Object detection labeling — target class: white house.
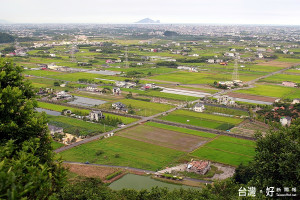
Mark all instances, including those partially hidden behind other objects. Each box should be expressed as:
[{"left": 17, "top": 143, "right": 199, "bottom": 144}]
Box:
[
  {"left": 86, "top": 86, "right": 99, "bottom": 92},
  {"left": 48, "top": 125, "right": 63, "bottom": 136},
  {"left": 193, "top": 103, "right": 205, "bottom": 112},
  {"left": 89, "top": 110, "right": 105, "bottom": 121},
  {"left": 115, "top": 81, "right": 126, "bottom": 88},
  {"left": 56, "top": 91, "right": 72, "bottom": 99},
  {"left": 207, "top": 59, "right": 215, "bottom": 64},
  {"left": 280, "top": 116, "right": 291, "bottom": 127},
  {"left": 224, "top": 52, "right": 235, "bottom": 57},
  {"left": 217, "top": 95, "right": 233, "bottom": 105},
  {"left": 112, "top": 102, "right": 127, "bottom": 112},
  {"left": 292, "top": 98, "right": 300, "bottom": 104},
  {"left": 258, "top": 53, "right": 264, "bottom": 58},
  {"left": 49, "top": 53, "right": 56, "bottom": 57},
  {"left": 112, "top": 87, "right": 121, "bottom": 95},
  {"left": 125, "top": 82, "right": 136, "bottom": 88}
]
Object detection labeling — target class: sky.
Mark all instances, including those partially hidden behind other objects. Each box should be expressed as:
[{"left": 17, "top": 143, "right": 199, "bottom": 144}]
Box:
[{"left": 0, "top": 0, "right": 300, "bottom": 25}]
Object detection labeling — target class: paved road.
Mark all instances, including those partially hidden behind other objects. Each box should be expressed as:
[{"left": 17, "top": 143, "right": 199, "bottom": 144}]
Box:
[{"left": 63, "top": 161, "right": 213, "bottom": 184}]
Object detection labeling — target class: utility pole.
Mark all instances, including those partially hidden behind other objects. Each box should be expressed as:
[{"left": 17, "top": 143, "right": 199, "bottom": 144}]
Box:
[
  {"left": 232, "top": 58, "right": 239, "bottom": 81},
  {"left": 125, "top": 46, "right": 129, "bottom": 68}
]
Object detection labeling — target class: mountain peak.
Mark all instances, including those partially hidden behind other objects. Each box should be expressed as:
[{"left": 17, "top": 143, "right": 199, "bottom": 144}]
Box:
[{"left": 135, "top": 18, "right": 160, "bottom": 24}]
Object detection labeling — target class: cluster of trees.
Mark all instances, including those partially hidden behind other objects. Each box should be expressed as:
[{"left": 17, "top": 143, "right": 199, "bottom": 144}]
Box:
[
  {"left": 126, "top": 70, "right": 144, "bottom": 78},
  {"left": 97, "top": 115, "right": 123, "bottom": 127},
  {"left": 0, "top": 57, "right": 299, "bottom": 199},
  {"left": 1, "top": 46, "right": 16, "bottom": 53},
  {"left": 177, "top": 56, "right": 215, "bottom": 63},
  {"left": 156, "top": 61, "right": 178, "bottom": 68},
  {"left": 233, "top": 119, "right": 300, "bottom": 195},
  {"left": 163, "top": 31, "right": 179, "bottom": 37},
  {"left": 0, "top": 32, "right": 15, "bottom": 43},
  {"left": 257, "top": 102, "right": 300, "bottom": 122},
  {"left": 78, "top": 78, "right": 95, "bottom": 84},
  {"left": 0, "top": 58, "right": 66, "bottom": 199}
]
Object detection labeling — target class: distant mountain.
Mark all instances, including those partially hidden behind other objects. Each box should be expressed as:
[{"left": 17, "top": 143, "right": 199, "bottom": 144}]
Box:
[{"left": 135, "top": 18, "right": 160, "bottom": 24}]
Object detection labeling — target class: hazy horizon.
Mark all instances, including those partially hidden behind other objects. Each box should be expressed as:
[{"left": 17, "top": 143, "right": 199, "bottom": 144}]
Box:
[{"left": 1, "top": 0, "right": 300, "bottom": 25}]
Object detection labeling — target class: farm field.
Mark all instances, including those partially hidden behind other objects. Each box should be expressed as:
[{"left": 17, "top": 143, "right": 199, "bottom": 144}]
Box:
[
  {"left": 285, "top": 69, "right": 300, "bottom": 74},
  {"left": 256, "top": 60, "right": 298, "bottom": 67},
  {"left": 120, "top": 87, "right": 199, "bottom": 101},
  {"left": 106, "top": 66, "right": 177, "bottom": 75},
  {"left": 51, "top": 141, "right": 64, "bottom": 150},
  {"left": 204, "top": 105, "right": 249, "bottom": 116},
  {"left": 38, "top": 101, "right": 90, "bottom": 114},
  {"left": 38, "top": 101, "right": 137, "bottom": 124},
  {"left": 50, "top": 72, "right": 127, "bottom": 82},
  {"left": 148, "top": 71, "right": 266, "bottom": 84},
  {"left": 145, "top": 122, "right": 217, "bottom": 138},
  {"left": 233, "top": 84, "right": 300, "bottom": 98},
  {"left": 118, "top": 124, "right": 209, "bottom": 152},
  {"left": 191, "top": 135, "right": 255, "bottom": 166},
  {"left": 59, "top": 136, "right": 185, "bottom": 171},
  {"left": 47, "top": 115, "right": 114, "bottom": 136},
  {"left": 176, "top": 85, "right": 219, "bottom": 94},
  {"left": 260, "top": 73, "right": 300, "bottom": 84},
  {"left": 72, "top": 91, "right": 125, "bottom": 102},
  {"left": 160, "top": 114, "right": 232, "bottom": 130},
  {"left": 24, "top": 69, "right": 64, "bottom": 77},
  {"left": 244, "top": 65, "right": 285, "bottom": 72},
  {"left": 108, "top": 99, "right": 175, "bottom": 116},
  {"left": 159, "top": 110, "right": 243, "bottom": 130}
]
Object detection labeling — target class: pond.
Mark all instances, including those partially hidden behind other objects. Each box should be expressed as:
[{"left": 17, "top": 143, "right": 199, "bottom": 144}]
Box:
[
  {"left": 36, "top": 108, "right": 61, "bottom": 116},
  {"left": 109, "top": 174, "right": 200, "bottom": 191},
  {"left": 68, "top": 96, "right": 107, "bottom": 107}
]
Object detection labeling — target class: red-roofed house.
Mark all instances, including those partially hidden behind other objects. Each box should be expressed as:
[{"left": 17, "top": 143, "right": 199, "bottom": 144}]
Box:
[{"left": 187, "top": 160, "right": 211, "bottom": 175}]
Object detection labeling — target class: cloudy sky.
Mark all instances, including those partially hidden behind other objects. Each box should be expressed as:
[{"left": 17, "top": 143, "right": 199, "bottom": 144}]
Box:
[{"left": 0, "top": 0, "right": 299, "bottom": 25}]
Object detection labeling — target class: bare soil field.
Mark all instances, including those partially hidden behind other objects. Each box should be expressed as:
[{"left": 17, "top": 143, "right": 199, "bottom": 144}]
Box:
[
  {"left": 118, "top": 125, "right": 209, "bottom": 152},
  {"left": 63, "top": 163, "right": 120, "bottom": 179},
  {"left": 210, "top": 163, "right": 235, "bottom": 180},
  {"left": 230, "top": 120, "right": 268, "bottom": 137},
  {"left": 228, "top": 92, "right": 276, "bottom": 102},
  {"left": 257, "top": 60, "right": 299, "bottom": 68}
]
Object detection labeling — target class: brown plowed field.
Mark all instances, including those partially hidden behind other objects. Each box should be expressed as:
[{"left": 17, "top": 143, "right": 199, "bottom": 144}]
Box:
[
  {"left": 228, "top": 92, "right": 276, "bottom": 102},
  {"left": 63, "top": 163, "right": 120, "bottom": 179},
  {"left": 118, "top": 125, "right": 208, "bottom": 152},
  {"left": 257, "top": 60, "right": 299, "bottom": 68}
]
